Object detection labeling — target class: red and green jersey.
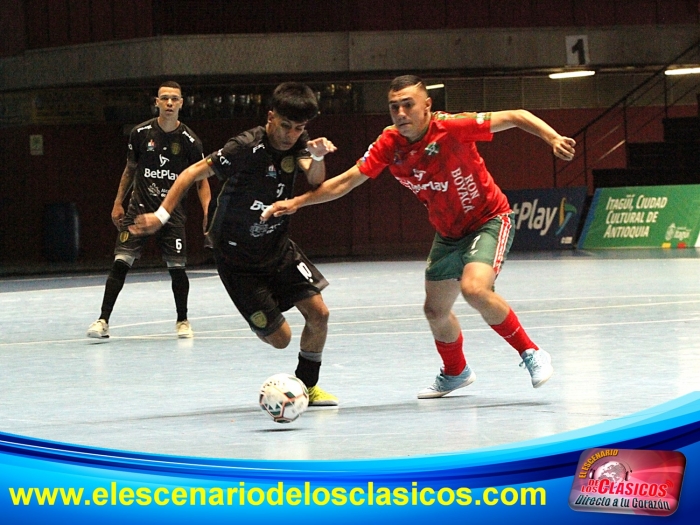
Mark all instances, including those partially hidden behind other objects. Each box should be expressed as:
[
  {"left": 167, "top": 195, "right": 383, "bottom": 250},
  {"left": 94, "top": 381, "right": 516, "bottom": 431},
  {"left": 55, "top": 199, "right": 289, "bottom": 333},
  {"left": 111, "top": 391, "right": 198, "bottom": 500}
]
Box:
[{"left": 357, "top": 111, "right": 511, "bottom": 239}]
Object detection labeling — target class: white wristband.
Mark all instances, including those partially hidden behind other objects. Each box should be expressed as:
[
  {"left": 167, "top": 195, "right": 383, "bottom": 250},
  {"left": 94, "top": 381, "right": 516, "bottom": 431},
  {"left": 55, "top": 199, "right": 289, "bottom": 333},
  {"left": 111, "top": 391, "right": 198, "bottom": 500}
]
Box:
[
  {"left": 154, "top": 206, "right": 170, "bottom": 225},
  {"left": 310, "top": 153, "right": 325, "bottom": 162}
]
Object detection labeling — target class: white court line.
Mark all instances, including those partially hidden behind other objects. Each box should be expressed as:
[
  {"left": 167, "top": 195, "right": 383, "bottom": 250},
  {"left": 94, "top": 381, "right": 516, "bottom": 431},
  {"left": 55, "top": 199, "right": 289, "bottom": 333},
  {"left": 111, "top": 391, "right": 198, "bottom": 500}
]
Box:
[
  {"left": 0, "top": 275, "right": 222, "bottom": 294},
  {"left": 3, "top": 311, "right": 700, "bottom": 347},
  {"left": 30, "top": 296, "right": 699, "bottom": 334},
  {"left": 324, "top": 294, "right": 700, "bottom": 311}
]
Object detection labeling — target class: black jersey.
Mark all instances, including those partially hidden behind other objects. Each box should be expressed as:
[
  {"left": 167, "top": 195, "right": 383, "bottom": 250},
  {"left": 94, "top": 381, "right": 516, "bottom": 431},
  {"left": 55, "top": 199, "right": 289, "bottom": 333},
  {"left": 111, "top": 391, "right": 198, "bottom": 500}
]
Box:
[
  {"left": 126, "top": 118, "right": 204, "bottom": 226},
  {"left": 205, "top": 126, "right": 311, "bottom": 269}
]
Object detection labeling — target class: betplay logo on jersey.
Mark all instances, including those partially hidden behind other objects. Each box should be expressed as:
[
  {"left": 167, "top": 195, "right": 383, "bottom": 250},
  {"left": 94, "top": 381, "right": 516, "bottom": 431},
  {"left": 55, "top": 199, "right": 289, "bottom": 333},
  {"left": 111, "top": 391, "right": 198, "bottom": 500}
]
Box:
[{"left": 569, "top": 448, "right": 686, "bottom": 516}]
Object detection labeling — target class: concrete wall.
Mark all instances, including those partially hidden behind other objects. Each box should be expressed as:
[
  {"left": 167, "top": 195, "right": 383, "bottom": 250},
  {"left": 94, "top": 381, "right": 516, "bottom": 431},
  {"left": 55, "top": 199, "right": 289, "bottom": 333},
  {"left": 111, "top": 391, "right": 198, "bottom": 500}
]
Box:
[{"left": 2, "top": 25, "right": 699, "bottom": 91}]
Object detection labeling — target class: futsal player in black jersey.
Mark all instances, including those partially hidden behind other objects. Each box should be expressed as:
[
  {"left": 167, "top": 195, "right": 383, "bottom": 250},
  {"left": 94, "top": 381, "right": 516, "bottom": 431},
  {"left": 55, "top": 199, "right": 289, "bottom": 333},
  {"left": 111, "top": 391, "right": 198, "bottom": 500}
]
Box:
[
  {"left": 131, "top": 82, "right": 339, "bottom": 406},
  {"left": 87, "top": 81, "right": 211, "bottom": 340}
]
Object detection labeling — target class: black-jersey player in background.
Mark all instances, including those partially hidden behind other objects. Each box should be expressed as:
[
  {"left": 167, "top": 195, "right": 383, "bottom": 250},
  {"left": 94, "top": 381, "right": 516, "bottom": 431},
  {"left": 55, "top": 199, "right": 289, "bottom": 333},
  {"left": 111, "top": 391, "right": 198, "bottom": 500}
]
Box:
[
  {"left": 87, "top": 81, "right": 211, "bottom": 340},
  {"left": 131, "top": 82, "right": 339, "bottom": 406}
]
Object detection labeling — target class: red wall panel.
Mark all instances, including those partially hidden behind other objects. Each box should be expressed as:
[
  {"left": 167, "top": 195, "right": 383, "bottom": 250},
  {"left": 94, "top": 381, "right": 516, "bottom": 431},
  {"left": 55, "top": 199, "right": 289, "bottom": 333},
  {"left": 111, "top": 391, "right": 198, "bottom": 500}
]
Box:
[
  {"left": 113, "top": 0, "right": 138, "bottom": 41},
  {"left": 531, "top": 0, "right": 575, "bottom": 27},
  {"left": 353, "top": 0, "right": 402, "bottom": 31},
  {"left": 25, "top": 0, "right": 50, "bottom": 49},
  {"left": 573, "top": 0, "right": 616, "bottom": 27},
  {"left": 445, "top": 0, "right": 490, "bottom": 29},
  {"left": 133, "top": 0, "right": 154, "bottom": 38},
  {"left": 657, "top": 0, "right": 699, "bottom": 24},
  {"left": 170, "top": 0, "right": 224, "bottom": 35},
  {"left": 13, "top": 0, "right": 698, "bottom": 52},
  {"left": 489, "top": 0, "right": 532, "bottom": 28},
  {"left": 0, "top": 0, "right": 26, "bottom": 56},
  {"left": 90, "top": 0, "right": 114, "bottom": 41},
  {"left": 615, "top": 0, "right": 658, "bottom": 25},
  {"left": 266, "top": 0, "right": 352, "bottom": 33},
  {"left": 69, "top": 0, "right": 92, "bottom": 45},
  {"left": 47, "top": 0, "right": 70, "bottom": 47},
  {"left": 399, "top": 0, "right": 447, "bottom": 31}
]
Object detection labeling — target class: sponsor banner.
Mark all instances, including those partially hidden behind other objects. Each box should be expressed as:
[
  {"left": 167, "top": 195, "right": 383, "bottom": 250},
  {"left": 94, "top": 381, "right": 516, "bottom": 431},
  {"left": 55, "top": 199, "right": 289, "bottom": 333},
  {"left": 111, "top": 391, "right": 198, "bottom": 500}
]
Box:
[
  {"left": 579, "top": 184, "right": 700, "bottom": 249},
  {"left": 503, "top": 187, "right": 587, "bottom": 250}
]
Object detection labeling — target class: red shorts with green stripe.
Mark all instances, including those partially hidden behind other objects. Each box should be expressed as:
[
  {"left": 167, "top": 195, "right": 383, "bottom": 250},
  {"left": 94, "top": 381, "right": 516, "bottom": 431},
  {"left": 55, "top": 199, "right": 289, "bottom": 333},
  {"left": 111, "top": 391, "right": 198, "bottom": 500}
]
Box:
[{"left": 425, "top": 213, "right": 515, "bottom": 281}]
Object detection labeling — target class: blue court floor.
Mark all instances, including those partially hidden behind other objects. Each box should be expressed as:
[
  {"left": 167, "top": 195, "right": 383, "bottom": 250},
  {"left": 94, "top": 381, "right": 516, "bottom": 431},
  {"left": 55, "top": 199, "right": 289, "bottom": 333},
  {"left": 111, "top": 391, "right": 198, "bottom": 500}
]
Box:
[{"left": 1, "top": 250, "right": 699, "bottom": 460}]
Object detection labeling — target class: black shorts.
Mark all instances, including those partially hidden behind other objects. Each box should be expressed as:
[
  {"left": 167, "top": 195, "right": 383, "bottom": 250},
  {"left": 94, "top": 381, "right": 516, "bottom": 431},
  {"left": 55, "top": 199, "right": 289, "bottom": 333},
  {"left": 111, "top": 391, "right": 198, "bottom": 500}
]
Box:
[
  {"left": 216, "top": 241, "right": 328, "bottom": 337},
  {"left": 114, "top": 222, "right": 187, "bottom": 266}
]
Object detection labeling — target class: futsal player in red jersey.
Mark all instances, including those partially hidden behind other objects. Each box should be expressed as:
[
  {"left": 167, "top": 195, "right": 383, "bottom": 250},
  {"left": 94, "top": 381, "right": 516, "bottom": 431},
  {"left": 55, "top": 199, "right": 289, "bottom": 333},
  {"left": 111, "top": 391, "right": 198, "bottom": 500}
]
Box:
[{"left": 263, "top": 75, "right": 576, "bottom": 398}]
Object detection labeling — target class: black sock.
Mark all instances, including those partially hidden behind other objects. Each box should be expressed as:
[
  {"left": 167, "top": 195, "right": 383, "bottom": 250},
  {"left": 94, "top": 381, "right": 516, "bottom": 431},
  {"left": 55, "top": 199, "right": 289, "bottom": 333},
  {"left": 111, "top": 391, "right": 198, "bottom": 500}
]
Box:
[
  {"left": 169, "top": 268, "right": 189, "bottom": 323},
  {"left": 100, "top": 260, "right": 130, "bottom": 322},
  {"left": 295, "top": 352, "right": 321, "bottom": 389}
]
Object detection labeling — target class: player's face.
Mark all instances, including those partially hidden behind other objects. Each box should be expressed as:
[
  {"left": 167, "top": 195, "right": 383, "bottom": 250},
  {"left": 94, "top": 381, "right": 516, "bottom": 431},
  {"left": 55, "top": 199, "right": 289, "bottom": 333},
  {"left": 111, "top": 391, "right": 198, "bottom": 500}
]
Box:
[
  {"left": 155, "top": 87, "right": 183, "bottom": 119},
  {"left": 388, "top": 85, "right": 432, "bottom": 142},
  {"left": 266, "top": 111, "right": 307, "bottom": 151}
]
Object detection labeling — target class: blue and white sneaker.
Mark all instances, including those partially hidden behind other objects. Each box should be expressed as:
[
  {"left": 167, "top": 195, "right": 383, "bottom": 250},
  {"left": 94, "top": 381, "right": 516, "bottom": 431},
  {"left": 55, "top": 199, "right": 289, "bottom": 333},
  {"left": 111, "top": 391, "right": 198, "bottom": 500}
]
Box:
[
  {"left": 520, "top": 349, "right": 553, "bottom": 388},
  {"left": 417, "top": 365, "right": 476, "bottom": 399}
]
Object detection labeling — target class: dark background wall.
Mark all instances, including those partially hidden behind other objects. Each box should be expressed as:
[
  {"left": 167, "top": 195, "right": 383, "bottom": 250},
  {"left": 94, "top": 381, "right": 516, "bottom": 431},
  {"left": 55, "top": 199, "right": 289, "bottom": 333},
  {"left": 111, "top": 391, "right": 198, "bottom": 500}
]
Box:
[
  {"left": 1, "top": 0, "right": 697, "bottom": 56},
  {"left": 3, "top": 105, "right": 695, "bottom": 267},
  {"left": 0, "top": 0, "right": 698, "bottom": 268}
]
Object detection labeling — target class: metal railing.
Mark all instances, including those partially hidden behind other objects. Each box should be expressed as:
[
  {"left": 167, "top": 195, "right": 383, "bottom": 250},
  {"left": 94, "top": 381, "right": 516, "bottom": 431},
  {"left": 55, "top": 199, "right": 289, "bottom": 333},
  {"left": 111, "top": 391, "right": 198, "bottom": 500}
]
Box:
[{"left": 553, "top": 38, "right": 700, "bottom": 189}]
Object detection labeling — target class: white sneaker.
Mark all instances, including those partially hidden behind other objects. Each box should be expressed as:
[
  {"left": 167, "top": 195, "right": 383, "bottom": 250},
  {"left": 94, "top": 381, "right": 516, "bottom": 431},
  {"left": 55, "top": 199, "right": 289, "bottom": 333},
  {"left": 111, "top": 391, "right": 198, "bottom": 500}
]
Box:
[
  {"left": 520, "top": 349, "right": 553, "bottom": 388},
  {"left": 176, "top": 320, "right": 193, "bottom": 338},
  {"left": 87, "top": 319, "right": 109, "bottom": 339},
  {"left": 417, "top": 365, "right": 476, "bottom": 399}
]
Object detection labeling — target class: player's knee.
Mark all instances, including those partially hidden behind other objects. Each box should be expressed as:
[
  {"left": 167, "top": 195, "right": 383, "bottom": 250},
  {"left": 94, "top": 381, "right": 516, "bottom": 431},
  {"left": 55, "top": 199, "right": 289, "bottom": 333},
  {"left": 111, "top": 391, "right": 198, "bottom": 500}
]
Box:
[
  {"left": 265, "top": 334, "right": 291, "bottom": 349},
  {"left": 307, "top": 303, "right": 329, "bottom": 329},
  {"left": 263, "top": 324, "right": 292, "bottom": 349},
  {"left": 460, "top": 279, "right": 491, "bottom": 305},
  {"left": 423, "top": 302, "right": 448, "bottom": 323}
]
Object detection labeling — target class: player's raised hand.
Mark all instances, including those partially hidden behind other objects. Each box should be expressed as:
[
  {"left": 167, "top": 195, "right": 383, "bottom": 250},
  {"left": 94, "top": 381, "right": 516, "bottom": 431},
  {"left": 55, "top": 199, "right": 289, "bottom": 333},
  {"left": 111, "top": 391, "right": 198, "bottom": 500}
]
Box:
[
  {"left": 129, "top": 213, "right": 163, "bottom": 236},
  {"left": 553, "top": 136, "right": 576, "bottom": 161},
  {"left": 260, "top": 199, "right": 299, "bottom": 222},
  {"left": 307, "top": 137, "right": 337, "bottom": 158}
]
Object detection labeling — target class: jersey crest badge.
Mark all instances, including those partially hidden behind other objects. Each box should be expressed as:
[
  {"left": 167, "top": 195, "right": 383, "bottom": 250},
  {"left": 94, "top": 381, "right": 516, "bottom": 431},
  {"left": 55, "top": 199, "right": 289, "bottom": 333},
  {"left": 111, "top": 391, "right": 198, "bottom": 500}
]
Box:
[
  {"left": 119, "top": 231, "right": 129, "bottom": 243},
  {"left": 425, "top": 142, "right": 440, "bottom": 156},
  {"left": 147, "top": 140, "right": 155, "bottom": 151},
  {"left": 266, "top": 164, "right": 278, "bottom": 179},
  {"left": 170, "top": 142, "right": 181, "bottom": 155},
  {"left": 281, "top": 156, "right": 295, "bottom": 174}
]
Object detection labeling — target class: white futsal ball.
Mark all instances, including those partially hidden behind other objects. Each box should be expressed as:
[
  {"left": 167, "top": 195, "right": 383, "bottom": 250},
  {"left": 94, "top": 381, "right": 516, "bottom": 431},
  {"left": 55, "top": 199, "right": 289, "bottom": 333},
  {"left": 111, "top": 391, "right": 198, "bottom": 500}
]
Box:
[{"left": 259, "top": 373, "right": 309, "bottom": 423}]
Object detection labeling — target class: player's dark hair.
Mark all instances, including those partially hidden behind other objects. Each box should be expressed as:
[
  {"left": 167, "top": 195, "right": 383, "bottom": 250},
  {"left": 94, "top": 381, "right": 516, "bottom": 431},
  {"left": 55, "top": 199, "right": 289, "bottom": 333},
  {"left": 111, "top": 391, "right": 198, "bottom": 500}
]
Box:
[
  {"left": 159, "top": 81, "right": 182, "bottom": 92},
  {"left": 270, "top": 82, "right": 319, "bottom": 123},
  {"left": 389, "top": 75, "right": 427, "bottom": 95}
]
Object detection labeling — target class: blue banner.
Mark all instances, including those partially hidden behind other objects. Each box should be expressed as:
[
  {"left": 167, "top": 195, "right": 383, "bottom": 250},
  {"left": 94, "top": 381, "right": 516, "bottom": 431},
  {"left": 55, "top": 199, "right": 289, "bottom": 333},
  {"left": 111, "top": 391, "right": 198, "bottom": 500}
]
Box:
[
  {"left": 2, "top": 393, "right": 699, "bottom": 524},
  {"left": 504, "top": 187, "right": 588, "bottom": 250}
]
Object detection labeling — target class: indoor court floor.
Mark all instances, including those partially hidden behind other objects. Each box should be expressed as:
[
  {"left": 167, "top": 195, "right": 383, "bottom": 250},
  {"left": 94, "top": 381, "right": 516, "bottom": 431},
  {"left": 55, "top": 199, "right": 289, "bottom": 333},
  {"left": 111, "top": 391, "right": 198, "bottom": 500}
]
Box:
[{"left": 1, "top": 250, "right": 699, "bottom": 461}]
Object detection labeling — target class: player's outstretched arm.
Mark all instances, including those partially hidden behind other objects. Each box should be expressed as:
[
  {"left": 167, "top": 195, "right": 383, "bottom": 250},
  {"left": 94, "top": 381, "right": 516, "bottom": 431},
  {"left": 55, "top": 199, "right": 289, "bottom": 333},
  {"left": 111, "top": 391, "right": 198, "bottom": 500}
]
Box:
[
  {"left": 130, "top": 158, "right": 213, "bottom": 235},
  {"left": 261, "top": 165, "right": 368, "bottom": 221},
  {"left": 489, "top": 109, "right": 576, "bottom": 161},
  {"left": 300, "top": 137, "right": 338, "bottom": 187}
]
